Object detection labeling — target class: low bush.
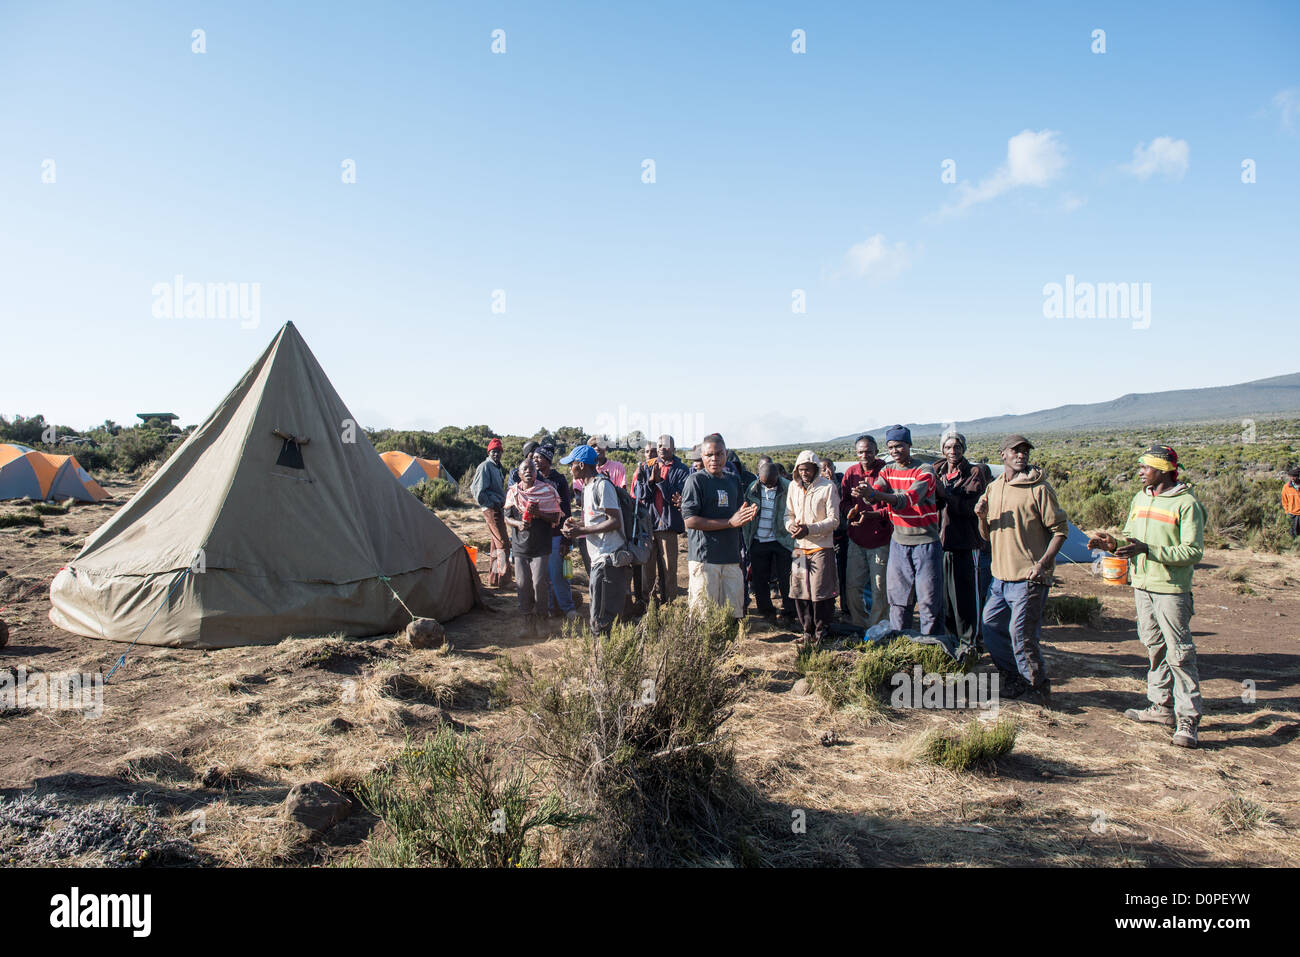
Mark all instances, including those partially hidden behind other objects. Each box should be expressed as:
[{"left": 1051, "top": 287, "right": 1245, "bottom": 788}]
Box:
[
  {"left": 797, "top": 636, "right": 973, "bottom": 712},
  {"left": 1044, "top": 595, "right": 1102, "bottom": 627},
  {"left": 356, "top": 726, "right": 583, "bottom": 868},
  {"left": 502, "top": 599, "right": 757, "bottom": 866},
  {"left": 410, "top": 478, "right": 463, "bottom": 510},
  {"left": 0, "top": 513, "right": 43, "bottom": 530},
  {"left": 915, "top": 718, "right": 1017, "bottom": 771}
]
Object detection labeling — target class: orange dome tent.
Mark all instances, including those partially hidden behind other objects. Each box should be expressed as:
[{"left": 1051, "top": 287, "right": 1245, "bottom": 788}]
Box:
[
  {"left": 379, "top": 451, "right": 454, "bottom": 488},
  {"left": 0, "top": 444, "right": 109, "bottom": 502}
]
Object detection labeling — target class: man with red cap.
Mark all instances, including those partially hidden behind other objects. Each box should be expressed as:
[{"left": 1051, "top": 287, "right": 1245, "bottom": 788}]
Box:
[
  {"left": 470, "top": 437, "right": 511, "bottom": 586},
  {"left": 1089, "top": 444, "right": 1207, "bottom": 748}
]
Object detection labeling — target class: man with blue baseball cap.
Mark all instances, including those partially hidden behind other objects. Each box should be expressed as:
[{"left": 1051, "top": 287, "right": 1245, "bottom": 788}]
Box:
[{"left": 561, "top": 443, "right": 629, "bottom": 633}]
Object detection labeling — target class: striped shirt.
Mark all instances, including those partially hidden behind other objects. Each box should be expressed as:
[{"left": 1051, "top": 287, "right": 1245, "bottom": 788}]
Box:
[{"left": 872, "top": 461, "right": 940, "bottom": 544}]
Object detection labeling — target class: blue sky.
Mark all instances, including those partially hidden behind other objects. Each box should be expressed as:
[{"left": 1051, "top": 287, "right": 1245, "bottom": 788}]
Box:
[{"left": 2, "top": 0, "right": 1297, "bottom": 447}]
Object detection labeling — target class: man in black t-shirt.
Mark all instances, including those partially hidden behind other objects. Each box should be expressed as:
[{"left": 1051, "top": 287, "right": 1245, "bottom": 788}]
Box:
[{"left": 681, "top": 433, "right": 757, "bottom": 619}]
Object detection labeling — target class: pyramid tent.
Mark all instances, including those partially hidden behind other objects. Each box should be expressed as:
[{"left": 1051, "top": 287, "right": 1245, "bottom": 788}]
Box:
[
  {"left": 0, "top": 444, "right": 110, "bottom": 502},
  {"left": 379, "top": 450, "right": 454, "bottom": 488},
  {"left": 48, "top": 322, "right": 479, "bottom": 649}
]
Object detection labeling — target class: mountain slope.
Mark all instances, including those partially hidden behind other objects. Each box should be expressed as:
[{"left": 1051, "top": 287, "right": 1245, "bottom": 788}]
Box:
[{"left": 814, "top": 372, "right": 1300, "bottom": 447}]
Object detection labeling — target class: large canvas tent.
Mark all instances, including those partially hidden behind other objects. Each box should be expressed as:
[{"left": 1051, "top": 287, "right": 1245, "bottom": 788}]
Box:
[
  {"left": 0, "top": 444, "right": 109, "bottom": 502},
  {"left": 49, "top": 322, "right": 479, "bottom": 649}
]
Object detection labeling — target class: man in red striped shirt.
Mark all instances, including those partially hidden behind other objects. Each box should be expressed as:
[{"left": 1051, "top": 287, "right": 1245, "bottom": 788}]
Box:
[{"left": 861, "top": 425, "right": 944, "bottom": 635}]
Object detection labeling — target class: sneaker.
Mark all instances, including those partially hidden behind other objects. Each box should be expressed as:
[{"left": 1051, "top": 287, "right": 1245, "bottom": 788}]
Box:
[
  {"left": 1124, "top": 705, "right": 1176, "bottom": 727},
  {"left": 1171, "top": 716, "right": 1199, "bottom": 748}
]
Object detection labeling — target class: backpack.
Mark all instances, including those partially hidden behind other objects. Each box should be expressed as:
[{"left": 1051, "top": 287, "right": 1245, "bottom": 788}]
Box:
[{"left": 590, "top": 473, "right": 653, "bottom": 566}]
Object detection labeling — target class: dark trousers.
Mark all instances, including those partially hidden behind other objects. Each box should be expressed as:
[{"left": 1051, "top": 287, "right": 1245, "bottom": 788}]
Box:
[
  {"left": 943, "top": 549, "right": 980, "bottom": 646},
  {"left": 834, "top": 534, "right": 848, "bottom": 613},
  {"left": 796, "top": 599, "right": 835, "bottom": 641},
  {"left": 513, "top": 553, "right": 550, "bottom": 615},
  {"left": 749, "top": 540, "right": 794, "bottom": 615},
  {"left": 590, "top": 558, "right": 630, "bottom": 634}
]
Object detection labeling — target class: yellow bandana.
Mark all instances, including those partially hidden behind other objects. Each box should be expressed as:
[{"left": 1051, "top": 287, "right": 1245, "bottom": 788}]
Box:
[{"left": 1140, "top": 453, "right": 1176, "bottom": 472}]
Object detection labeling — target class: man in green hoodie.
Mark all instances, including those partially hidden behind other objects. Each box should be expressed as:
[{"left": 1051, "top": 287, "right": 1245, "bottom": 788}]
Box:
[{"left": 1089, "top": 445, "right": 1207, "bottom": 748}]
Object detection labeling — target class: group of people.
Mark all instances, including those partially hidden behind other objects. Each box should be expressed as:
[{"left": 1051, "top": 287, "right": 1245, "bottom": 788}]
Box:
[{"left": 472, "top": 428, "right": 1210, "bottom": 749}]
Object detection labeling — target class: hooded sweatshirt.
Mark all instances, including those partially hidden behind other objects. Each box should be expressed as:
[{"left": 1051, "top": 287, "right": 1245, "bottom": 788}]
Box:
[
  {"left": 1114, "top": 483, "right": 1206, "bottom": 594},
  {"left": 785, "top": 474, "right": 840, "bottom": 552},
  {"left": 977, "top": 466, "right": 1069, "bottom": 581}
]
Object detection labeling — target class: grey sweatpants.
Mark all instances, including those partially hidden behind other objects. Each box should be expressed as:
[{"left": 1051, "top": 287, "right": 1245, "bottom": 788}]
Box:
[{"left": 1135, "top": 589, "right": 1201, "bottom": 719}]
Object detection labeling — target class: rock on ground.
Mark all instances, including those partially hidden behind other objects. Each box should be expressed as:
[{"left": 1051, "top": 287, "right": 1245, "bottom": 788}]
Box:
[
  {"left": 281, "top": 781, "right": 352, "bottom": 838},
  {"left": 405, "top": 617, "right": 446, "bottom": 649}
]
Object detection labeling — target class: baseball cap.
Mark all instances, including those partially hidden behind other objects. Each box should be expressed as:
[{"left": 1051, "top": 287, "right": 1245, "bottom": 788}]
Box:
[
  {"left": 560, "top": 444, "right": 598, "bottom": 466},
  {"left": 999, "top": 434, "right": 1034, "bottom": 452}
]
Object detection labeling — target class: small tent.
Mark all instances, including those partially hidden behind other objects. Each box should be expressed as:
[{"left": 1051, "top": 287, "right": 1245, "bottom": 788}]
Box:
[
  {"left": 380, "top": 451, "right": 454, "bottom": 488},
  {"left": 48, "top": 322, "right": 479, "bottom": 649},
  {"left": 0, "top": 444, "right": 109, "bottom": 502}
]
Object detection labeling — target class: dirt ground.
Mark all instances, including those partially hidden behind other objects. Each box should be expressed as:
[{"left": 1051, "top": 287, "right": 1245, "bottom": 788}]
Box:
[{"left": 2, "top": 477, "right": 1298, "bottom": 867}]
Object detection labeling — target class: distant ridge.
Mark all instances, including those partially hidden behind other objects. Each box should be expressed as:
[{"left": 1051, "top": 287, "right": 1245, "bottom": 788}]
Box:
[{"left": 775, "top": 372, "right": 1300, "bottom": 450}]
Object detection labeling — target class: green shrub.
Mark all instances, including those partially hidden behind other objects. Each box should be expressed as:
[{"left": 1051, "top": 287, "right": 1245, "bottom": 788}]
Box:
[
  {"left": 1044, "top": 595, "right": 1102, "bottom": 626},
  {"left": 31, "top": 503, "right": 68, "bottom": 516},
  {"left": 356, "top": 726, "right": 583, "bottom": 868},
  {"left": 110, "top": 428, "right": 177, "bottom": 473},
  {"left": 0, "top": 513, "right": 43, "bottom": 529},
  {"left": 916, "top": 718, "right": 1017, "bottom": 771},
  {"left": 410, "top": 478, "right": 462, "bottom": 510},
  {"left": 502, "top": 599, "right": 752, "bottom": 866},
  {"left": 1070, "top": 491, "right": 1130, "bottom": 531},
  {"left": 797, "top": 636, "right": 973, "bottom": 712}
]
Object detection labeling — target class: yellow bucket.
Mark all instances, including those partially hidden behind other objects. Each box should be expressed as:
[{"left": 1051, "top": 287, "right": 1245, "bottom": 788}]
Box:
[{"left": 1100, "top": 555, "right": 1128, "bottom": 586}]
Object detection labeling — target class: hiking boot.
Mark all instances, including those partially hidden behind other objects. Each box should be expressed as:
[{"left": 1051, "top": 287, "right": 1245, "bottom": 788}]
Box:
[
  {"left": 997, "top": 671, "right": 1030, "bottom": 699},
  {"left": 1024, "top": 679, "right": 1053, "bottom": 709},
  {"left": 1171, "top": 716, "right": 1199, "bottom": 748},
  {"left": 1124, "top": 704, "right": 1176, "bottom": 727}
]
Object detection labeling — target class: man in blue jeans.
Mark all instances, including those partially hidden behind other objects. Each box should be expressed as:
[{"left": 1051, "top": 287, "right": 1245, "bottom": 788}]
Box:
[
  {"left": 975, "top": 434, "right": 1068, "bottom": 706},
  {"left": 533, "top": 443, "right": 578, "bottom": 621}
]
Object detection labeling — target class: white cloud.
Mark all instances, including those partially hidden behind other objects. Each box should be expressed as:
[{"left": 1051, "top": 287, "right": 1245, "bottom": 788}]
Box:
[
  {"left": 835, "top": 233, "right": 912, "bottom": 280},
  {"left": 938, "top": 129, "right": 1067, "bottom": 217},
  {"left": 1123, "top": 137, "right": 1189, "bottom": 180},
  {"left": 1061, "top": 194, "right": 1087, "bottom": 213},
  {"left": 1272, "top": 88, "right": 1299, "bottom": 132}
]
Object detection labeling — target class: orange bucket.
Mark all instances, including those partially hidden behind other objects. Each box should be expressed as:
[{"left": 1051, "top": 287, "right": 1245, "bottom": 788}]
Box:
[
  {"left": 465, "top": 545, "right": 478, "bottom": 567},
  {"left": 1100, "top": 555, "right": 1128, "bottom": 586}
]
